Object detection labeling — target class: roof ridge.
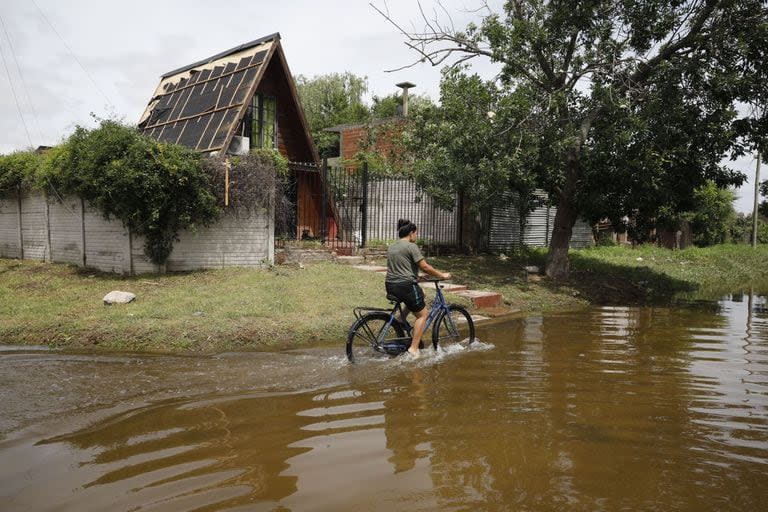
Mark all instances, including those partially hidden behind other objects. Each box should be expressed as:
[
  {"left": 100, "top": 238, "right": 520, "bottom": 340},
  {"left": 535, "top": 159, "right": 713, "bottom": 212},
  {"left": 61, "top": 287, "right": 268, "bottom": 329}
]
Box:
[{"left": 161, "top": 33, "right": 280, "bottom": 78}]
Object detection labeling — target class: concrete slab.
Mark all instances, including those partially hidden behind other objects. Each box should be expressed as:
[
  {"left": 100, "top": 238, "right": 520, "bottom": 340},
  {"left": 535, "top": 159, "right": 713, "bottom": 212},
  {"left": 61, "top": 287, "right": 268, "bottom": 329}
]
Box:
[
  {"left": 450, "top": 290, "right": 503, "bottom": 308},
  {"left": 336, "top": 255, "right": 364, "bottom": 265}
]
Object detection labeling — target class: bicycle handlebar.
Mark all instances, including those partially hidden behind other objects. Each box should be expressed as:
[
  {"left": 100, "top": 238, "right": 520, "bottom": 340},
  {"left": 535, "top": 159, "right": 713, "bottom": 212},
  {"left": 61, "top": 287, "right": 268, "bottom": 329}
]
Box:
[{"left": 417, "top": 276, "right": 449, "bottom": 283}]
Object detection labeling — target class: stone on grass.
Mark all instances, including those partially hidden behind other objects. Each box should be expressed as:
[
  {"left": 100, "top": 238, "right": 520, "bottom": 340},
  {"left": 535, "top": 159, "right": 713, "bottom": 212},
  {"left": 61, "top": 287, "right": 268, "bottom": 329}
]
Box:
[{"left": 103, "top": 291, "right": 136, "bottom": 305}]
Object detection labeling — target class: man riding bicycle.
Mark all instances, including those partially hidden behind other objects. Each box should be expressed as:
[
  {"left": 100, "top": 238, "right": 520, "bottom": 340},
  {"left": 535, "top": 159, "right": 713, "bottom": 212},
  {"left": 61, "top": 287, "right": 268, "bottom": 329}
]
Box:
[{"left": 385, "top": 220, "right": 451, "bottom": 358}]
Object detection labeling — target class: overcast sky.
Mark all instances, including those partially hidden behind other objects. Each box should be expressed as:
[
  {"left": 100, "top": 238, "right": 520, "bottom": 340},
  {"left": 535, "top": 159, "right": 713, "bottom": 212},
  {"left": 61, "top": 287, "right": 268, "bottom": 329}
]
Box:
[{"left": 0, "top": 0, "right": 761, "bottom": 212}]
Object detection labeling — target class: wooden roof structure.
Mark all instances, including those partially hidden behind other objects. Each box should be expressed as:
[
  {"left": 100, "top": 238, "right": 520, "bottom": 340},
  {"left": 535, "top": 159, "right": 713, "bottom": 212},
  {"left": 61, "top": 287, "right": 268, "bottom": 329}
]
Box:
[{"left": 138, "top": 33, "right": 317, "bottom": 161}]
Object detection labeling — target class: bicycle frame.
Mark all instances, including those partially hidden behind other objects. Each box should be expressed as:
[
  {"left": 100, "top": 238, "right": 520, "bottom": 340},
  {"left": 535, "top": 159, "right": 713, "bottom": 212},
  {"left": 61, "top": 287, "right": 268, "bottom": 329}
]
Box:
[{"left": 353, "top": 280, "right": 457, "bottom": 349}]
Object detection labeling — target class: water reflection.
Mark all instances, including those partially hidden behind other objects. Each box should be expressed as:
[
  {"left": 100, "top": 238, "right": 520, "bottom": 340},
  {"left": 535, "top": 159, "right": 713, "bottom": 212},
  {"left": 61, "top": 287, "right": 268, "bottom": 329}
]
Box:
[{"left": 0, "top": 295, "right": 766, "bottom": 511}]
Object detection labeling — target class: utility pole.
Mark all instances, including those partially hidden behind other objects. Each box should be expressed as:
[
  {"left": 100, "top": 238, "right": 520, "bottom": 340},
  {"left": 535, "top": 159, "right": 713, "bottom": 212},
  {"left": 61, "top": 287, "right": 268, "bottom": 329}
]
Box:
[{"left": 753, "top": 150, "right": 761, "bottom": 248}]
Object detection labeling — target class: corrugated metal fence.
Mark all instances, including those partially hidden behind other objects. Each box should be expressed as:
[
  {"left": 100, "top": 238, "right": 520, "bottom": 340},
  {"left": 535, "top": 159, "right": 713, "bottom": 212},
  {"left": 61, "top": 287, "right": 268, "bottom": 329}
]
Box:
[
  {"left": 489, "top": 191, "right": 594, "bottom": 250},
  {"left": 278, "top": 164, "right": 593, "bottom": 252}
]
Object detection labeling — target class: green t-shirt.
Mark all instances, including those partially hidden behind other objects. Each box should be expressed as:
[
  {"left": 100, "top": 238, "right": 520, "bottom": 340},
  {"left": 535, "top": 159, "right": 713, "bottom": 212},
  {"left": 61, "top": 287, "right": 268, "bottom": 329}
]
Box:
[{"left": 386, "top": 239, "right": 424, "bottom": 284}]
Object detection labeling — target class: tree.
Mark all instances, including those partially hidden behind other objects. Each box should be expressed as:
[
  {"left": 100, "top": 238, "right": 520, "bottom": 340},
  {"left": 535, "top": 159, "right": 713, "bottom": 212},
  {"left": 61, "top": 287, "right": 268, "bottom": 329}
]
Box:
[
  {"left": 377, "top": 0, "right": 767, "bottom": 278},
  {"left": 294, "top": 72, "right": 371, "bottom": 158},
  {"left": 687, "top": 181, "right": 736, "bottom": 246},
  {"left": 403, "top": 67, "right": 540, "bottom": 249},
  {"left": 371, "top": 91, "right": 434, "bottom": 118},
  {"left": 760, "top": 179, "right": 768, "bottom": 218}
]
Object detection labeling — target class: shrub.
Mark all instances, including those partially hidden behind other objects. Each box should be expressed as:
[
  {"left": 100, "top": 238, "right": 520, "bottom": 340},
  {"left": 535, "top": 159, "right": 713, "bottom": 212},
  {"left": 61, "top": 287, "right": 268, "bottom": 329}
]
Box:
[
  {"left": 42, "top": 121, "right": 221, "bottom": 265},
  {"left": 203, "top": 148, "right": 293, "bottom": 233},
  {"left": 0, "top": 150, "right": 43, "bottom": 194}
]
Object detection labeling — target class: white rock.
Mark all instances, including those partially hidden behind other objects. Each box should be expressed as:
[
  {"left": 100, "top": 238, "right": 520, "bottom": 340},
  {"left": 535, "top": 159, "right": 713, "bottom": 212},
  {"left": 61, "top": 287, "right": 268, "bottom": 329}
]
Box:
[
  {"left": 524, "top": 266, "right": 540, "bottom": 274},
  {"left": 103, "top": 291, "right": 136, "bottom": 305}
]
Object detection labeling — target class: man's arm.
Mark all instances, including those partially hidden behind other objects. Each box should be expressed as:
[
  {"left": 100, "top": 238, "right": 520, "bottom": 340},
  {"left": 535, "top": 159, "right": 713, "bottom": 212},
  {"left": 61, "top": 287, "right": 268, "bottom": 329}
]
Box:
[{"left": 418, "top": 259, "right": 451, "bottom": 280}]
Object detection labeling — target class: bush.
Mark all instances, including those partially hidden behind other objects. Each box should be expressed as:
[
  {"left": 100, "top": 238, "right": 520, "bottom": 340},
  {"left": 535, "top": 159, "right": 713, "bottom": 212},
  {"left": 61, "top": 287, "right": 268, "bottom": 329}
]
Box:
[
  {"left": 203, "top": 148, "right": 292, "bottom": 234},
  {"left": 0, "top": 150, "right": 43, "bottom": 194},
  {"left": 42, "top": 121, "right": 221, "bottom": 265}
]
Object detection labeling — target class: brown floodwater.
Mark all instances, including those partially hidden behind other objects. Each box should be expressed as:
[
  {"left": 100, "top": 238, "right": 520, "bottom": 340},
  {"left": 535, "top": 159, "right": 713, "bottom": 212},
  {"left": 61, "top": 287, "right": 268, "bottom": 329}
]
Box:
[{"left": 1, "top": 294, "right": 767, "bottom": 511}]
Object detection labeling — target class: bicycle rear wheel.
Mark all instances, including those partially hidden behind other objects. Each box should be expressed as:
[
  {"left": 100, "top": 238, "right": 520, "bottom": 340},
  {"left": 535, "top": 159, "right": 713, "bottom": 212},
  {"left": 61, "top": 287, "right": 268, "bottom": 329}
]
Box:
[
  {"left": 347, "top": 312, "right": 405, "bottom": 363},
  {"left": 432, "top": 305, "right": 475, "bottom": 350}
]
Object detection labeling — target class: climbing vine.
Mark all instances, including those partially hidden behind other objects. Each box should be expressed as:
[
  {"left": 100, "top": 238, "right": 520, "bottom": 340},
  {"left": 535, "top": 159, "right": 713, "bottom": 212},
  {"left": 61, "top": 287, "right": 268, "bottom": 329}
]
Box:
[{"left": 1, "top": 121, "right": 221, "bottom": 265}]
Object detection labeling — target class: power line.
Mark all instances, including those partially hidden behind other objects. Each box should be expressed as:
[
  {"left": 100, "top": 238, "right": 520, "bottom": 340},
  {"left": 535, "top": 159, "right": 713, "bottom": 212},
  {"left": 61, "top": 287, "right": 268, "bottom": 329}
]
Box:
[
  {"left": 0, "top": 14, "right": 44, "bottom": 143},
  {"left": 30, "top": 0, "right": 115, "bottom": 111},
  {"left": 0, "top": 19, "right": 33, "bottom": 147}
]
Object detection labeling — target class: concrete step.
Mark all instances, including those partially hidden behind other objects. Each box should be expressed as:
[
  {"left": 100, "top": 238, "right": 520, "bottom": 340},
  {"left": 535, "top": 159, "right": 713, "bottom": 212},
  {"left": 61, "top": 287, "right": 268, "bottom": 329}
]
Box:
[{"left": 449, "top": 289, "right": 503, "bottom": 308}]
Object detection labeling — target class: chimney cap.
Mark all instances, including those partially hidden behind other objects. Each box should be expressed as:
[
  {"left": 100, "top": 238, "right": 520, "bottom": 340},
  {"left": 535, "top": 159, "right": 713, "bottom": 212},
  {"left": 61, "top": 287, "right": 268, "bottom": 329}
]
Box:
[{"left": 395, "top": 81, "right": 416, "bottom": 89}]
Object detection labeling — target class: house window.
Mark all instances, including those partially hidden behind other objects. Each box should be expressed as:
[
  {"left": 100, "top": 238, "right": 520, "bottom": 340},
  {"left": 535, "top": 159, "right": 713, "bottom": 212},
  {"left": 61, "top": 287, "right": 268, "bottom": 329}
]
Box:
[{"left": 250, "top": 93, "right": 277, "bottom": 150}]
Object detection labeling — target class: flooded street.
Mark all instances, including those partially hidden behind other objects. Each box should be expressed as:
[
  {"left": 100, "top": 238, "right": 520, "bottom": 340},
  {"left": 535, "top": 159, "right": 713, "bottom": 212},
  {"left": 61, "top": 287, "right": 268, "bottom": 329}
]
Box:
[{"left": 1, "top": 294, "right": 767, "bottom": 511}]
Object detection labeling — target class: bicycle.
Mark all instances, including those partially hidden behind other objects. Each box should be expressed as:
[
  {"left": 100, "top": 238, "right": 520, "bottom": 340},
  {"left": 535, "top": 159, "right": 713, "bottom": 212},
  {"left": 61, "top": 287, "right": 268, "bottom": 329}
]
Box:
[{"left": 346, "top": 278, "right": 475, "bottom": 363}]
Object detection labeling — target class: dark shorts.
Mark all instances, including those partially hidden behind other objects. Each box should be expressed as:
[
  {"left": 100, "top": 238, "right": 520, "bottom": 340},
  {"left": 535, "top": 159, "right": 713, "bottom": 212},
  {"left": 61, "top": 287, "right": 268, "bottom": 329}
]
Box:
[{"left": 385, "top": 281, "right": 426, "bottom": 313}]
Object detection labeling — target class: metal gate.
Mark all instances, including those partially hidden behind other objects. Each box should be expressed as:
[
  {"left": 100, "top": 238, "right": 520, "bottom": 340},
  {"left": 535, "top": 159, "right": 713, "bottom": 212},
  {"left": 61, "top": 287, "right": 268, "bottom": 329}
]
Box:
[{"left": 277, "top": 161, "right": 461, "bottom": 252}]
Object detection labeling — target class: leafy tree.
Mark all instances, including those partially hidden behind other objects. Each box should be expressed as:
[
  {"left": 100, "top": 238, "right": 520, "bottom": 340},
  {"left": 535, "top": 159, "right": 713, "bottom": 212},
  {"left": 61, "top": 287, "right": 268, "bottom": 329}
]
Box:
[
  {"left": 404, "top": 68, "right": 540, "bottom": 247},
  {"left": 760, "top": 178, "right": 768, "bottom": 217},
  {"left": 294, "top": 72, "right": 371, "bottom": 158},
  {"left": 378, "top": 0, "right": 767, "bottom": 278},
  {"left": 730, "top": 212, "right": 768, "bottom": 244},
  {"left": 687, "top": 181, "right": 736, "bottom": 246},
  {"left": 371, "top": 91, "right": 434, "bottom": 118}
]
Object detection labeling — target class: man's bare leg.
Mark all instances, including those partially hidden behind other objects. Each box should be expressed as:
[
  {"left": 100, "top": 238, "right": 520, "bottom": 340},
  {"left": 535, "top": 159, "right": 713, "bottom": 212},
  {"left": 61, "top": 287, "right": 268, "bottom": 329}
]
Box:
[{"left": 409, "top": 308, "right": 428, "bottom": 358}]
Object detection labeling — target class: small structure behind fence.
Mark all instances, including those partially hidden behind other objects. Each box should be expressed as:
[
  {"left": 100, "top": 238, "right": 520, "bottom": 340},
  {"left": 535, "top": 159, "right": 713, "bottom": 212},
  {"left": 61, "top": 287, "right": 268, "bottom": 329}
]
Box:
[{"left": 278, "top": 162, "right": 461, "bottom": 252}]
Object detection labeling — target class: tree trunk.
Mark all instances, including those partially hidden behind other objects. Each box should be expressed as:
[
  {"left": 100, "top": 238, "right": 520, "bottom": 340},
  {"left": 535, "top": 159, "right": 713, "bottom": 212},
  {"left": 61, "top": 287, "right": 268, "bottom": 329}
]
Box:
[
  {"left": 545, "top": 168, "right": 578, "bottom": 280},
  {"left": 460, "top": 198, "right": 484, "bottom": 254},
  {"left": 545, "top": 113, "right": 595, "bottom": 280}
]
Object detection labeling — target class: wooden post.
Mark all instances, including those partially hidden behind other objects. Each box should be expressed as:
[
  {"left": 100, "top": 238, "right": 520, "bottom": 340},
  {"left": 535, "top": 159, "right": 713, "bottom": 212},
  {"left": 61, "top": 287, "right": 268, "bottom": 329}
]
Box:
[
  {"left": 225, "top": 161, "right": 230, "bottom": 207},
  {"left": 752, "top": 151, "right": 761, "bottom": 248}
]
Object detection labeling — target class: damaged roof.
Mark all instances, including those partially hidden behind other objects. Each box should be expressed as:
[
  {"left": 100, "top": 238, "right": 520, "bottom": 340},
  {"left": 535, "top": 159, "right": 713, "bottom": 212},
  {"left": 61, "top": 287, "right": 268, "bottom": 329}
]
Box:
[{"left": 137, "top": 33, "right": 279, "bottom": 154}]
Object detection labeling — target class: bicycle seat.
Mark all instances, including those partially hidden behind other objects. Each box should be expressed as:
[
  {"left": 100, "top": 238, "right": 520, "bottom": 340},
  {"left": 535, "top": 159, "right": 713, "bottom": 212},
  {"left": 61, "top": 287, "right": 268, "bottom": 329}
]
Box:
[{"left": 386, "top": 293, "right": 401, "bottom": 303}]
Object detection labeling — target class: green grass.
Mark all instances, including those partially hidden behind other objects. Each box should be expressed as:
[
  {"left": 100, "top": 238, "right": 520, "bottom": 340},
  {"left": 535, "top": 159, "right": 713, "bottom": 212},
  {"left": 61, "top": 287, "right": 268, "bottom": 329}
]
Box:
[
  {"left": 2, "top": 244, "right": 767, "bottom": 352},
  {"left": 0, "top": 261, "right": 392, "bottom": 352},
  {"left": 427, "top": 244, "right": 768, "bottom": 312}
]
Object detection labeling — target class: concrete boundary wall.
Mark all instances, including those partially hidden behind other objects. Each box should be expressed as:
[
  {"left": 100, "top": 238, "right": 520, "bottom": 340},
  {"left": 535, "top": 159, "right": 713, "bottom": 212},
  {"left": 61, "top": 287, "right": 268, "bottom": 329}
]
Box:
[{"left": 0, "top": 192, "right": 273, "bottom": 274}]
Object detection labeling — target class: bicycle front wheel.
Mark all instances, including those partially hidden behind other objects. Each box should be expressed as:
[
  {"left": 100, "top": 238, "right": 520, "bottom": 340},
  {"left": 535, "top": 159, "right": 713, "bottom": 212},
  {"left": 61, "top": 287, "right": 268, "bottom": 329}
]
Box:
[
  {"left": 347, "top": 312, "right": 405, "bottom": 363},
  {"left": 432, "top": 305, "right": 475, "bottom": 350}
]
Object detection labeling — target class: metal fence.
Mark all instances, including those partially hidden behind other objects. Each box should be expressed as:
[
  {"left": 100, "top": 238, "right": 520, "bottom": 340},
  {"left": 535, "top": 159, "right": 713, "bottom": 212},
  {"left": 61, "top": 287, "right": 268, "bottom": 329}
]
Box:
[{"left": 277, "top": 162, "right": 461, "bottom": 252}]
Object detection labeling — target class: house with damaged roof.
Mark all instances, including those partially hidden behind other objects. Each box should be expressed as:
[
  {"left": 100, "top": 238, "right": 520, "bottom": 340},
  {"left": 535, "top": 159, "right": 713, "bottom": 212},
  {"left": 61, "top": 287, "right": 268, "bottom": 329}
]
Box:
[
  {"left": 0, "top": 34, "right": 338, "bottom": 274},
  {"left": 138, "top": 33, "right": 337, "bottom": 261}
]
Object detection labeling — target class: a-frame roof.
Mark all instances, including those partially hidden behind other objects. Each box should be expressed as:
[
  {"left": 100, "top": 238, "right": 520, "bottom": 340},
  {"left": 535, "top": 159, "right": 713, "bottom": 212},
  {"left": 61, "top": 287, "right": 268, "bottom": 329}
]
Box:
[{"left": 138, "top": 34, "right": 318, "bottom": 161}]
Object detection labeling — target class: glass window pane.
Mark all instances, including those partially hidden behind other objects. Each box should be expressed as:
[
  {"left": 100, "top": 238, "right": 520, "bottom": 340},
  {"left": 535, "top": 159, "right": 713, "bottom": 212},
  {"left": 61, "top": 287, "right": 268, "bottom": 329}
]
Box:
[
  {"left": 263, "top": 96, "right": 277, "bottom": 149},
  {"left": 250, "top": 94, "right": 261, "bottom": 149}
]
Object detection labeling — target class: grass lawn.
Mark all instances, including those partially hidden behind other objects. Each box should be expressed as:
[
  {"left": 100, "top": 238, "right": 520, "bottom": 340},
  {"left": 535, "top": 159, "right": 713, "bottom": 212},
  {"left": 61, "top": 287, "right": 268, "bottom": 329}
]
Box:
[{"left": 2, "top": 244, "right": 767, "bottom": 352}]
